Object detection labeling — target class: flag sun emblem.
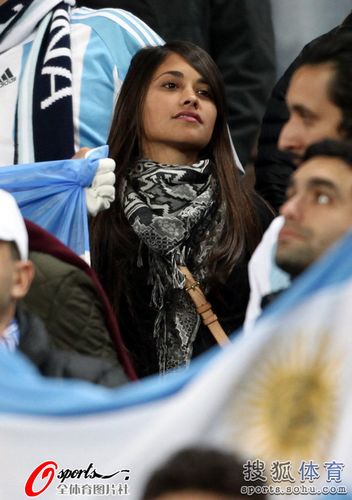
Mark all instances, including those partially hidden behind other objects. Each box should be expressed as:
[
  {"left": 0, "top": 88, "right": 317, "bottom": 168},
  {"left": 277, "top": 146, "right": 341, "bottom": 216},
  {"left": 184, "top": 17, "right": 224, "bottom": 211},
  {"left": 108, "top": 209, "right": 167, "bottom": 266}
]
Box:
[{"left": 226, "top": 330, "right": 341, "bottom": 467}]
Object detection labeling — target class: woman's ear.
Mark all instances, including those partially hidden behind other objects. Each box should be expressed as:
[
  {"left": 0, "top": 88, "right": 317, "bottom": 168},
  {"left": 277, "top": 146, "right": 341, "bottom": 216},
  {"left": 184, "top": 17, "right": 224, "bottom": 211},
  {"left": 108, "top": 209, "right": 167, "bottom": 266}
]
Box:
[{"left": 11, "top": 261, "right": 35, "bottom": 300}]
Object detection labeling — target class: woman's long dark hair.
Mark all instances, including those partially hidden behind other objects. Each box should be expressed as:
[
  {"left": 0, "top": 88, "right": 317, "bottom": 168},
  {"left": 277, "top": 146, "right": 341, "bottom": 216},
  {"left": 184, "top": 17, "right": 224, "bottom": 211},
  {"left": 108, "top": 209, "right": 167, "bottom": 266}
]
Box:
[{"left": 91, "top": 41, "right": 264, "bottom": 316}]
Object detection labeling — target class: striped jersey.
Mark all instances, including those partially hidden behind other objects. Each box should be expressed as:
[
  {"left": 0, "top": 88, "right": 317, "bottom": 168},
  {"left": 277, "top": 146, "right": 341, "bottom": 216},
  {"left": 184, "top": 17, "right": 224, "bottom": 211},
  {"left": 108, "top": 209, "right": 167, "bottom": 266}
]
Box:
[
  {"left": 0, "top": 7, "right": 163, "bottom": 165},
  {"left": 0, "top": 319, "right": 19, "bottom": 352}
]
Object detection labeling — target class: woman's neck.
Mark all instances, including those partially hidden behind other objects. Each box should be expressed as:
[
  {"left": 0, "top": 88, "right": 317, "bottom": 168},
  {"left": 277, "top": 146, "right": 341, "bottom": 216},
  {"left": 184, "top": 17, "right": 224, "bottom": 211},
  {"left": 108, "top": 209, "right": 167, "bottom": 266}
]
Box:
[{"left": 141, "top": 144, "right": 199, "bottom": 166}]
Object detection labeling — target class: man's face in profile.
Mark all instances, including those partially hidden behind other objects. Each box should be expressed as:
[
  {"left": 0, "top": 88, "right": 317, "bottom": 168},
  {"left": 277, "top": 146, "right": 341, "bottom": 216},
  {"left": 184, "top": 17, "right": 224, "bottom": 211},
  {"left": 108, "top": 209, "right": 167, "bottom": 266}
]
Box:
[
  {"left": 278, "top": 63, "right": 344, "bottom": 164},
  {"left": 0, "top": 241, "right": 18, "bottom": 322}
]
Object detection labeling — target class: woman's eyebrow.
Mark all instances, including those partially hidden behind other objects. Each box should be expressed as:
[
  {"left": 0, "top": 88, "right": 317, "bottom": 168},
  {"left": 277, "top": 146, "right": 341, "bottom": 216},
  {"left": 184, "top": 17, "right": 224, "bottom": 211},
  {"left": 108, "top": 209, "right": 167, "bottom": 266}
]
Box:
[
  {"left": 154, "top": 71, "right": 209, "bottom": 85},
  {"left": 154, "top": 70, "right": 184, "bottom": 80}
]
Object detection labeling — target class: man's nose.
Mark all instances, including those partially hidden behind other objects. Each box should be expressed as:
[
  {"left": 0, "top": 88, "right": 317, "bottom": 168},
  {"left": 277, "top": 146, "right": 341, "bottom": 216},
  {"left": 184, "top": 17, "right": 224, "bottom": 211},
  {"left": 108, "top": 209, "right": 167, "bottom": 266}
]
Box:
[
  {"left": 278, "top": 117, "right": 304, "bottom": 154},
  {"left": 279, "top": 194, "right": 302, "bottom": 220}
]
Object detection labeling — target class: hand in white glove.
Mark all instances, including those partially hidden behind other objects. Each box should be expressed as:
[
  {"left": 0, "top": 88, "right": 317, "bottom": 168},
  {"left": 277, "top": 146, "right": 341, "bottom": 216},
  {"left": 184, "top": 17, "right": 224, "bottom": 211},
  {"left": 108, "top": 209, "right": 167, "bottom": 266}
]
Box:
[{"left": 84, "top": 149, "right": 116, "bottom": 216}]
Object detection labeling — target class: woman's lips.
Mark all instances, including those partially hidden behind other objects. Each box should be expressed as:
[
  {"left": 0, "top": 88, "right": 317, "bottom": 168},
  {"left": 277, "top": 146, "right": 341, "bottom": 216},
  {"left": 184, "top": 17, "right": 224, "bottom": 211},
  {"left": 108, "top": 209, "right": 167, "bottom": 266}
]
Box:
[{"left": 173, "top": 112, "right": 202, "bottom": 123}]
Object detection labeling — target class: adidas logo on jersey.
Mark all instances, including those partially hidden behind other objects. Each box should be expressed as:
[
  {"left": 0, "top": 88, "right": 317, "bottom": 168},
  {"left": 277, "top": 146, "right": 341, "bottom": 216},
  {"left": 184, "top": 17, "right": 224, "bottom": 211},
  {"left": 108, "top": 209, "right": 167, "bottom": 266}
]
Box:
[{"left": 0, "top": 68, "right": 16, "bottom": 88}]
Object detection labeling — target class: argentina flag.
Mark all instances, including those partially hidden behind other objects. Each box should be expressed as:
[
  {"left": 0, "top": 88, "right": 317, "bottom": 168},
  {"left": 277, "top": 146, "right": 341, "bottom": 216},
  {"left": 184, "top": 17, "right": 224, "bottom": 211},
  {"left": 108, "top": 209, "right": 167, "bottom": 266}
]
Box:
[
  {"left": 0, "top": 146, "right": 108, "bottom": 258},
  {"left": 1, "top": 232, "right": 352, "bottom": 498}
]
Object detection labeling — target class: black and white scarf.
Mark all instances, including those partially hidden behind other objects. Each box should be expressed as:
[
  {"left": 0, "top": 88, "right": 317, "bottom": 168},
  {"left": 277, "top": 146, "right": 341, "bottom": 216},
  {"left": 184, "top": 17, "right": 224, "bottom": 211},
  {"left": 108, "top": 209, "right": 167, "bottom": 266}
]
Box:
[
  {"left": 123, "top": 159, "right": 224, "bottom": 373},
  {"left": 0, "top": 0, "right": 75, "bottom": 162}
]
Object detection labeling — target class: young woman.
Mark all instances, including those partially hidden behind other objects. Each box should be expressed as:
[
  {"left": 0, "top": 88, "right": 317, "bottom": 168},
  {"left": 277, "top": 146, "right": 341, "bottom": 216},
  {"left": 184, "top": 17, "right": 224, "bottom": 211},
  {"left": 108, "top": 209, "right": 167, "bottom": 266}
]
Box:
[{"left": 91, "top": 41, "right": 273, "bottom": 377}]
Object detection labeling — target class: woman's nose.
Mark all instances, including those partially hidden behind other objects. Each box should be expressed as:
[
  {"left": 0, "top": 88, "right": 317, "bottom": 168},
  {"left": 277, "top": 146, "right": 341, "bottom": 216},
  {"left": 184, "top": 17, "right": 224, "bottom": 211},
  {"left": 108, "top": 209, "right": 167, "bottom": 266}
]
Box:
[{"left": 181, "top": 90, "right": 198, "bottom": 108}]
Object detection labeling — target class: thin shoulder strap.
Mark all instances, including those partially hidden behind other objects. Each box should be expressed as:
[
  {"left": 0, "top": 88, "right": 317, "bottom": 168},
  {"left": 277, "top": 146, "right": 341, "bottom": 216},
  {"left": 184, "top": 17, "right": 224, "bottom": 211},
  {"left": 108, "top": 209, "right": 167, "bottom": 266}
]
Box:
[{"left": 179, "top": 265, "right": 230, "bottom": 347}]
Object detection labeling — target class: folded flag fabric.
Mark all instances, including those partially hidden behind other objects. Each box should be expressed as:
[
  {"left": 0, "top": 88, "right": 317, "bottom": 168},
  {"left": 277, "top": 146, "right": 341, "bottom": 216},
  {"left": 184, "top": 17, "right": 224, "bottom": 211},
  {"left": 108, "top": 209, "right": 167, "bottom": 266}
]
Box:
[
  {"left": 0, "top": 232, "right": 352, "bottom": 499},
  {"left": 0, "top": 146, "right": 107, "bottom": 257}
]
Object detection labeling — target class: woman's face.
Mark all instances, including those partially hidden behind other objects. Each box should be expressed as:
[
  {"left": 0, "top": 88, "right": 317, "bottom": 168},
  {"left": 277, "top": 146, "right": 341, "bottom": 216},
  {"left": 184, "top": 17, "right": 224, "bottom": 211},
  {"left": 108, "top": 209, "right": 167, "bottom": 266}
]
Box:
[{"left": 141, "top": 53, "right": 217, "bottom": 165}]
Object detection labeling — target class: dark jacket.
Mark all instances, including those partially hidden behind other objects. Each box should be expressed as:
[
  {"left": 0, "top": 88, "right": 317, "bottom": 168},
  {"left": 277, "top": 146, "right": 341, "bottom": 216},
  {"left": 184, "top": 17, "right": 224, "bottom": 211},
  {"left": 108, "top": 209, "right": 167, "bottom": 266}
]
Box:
[
  {"left": 118, "top": 197, "right": 273, "bottom": 378},
  {"left": 254, "top": 16, "right": 352, "bottom": 212},
  {"left": 76, "top": 0, "right": 276, "bottom": 166},
  {"left": 23, "top": 220, "right": 138, "bottom": 381},
  {"left": 17, "top": 306, "right": 128, "bottom": 387}
]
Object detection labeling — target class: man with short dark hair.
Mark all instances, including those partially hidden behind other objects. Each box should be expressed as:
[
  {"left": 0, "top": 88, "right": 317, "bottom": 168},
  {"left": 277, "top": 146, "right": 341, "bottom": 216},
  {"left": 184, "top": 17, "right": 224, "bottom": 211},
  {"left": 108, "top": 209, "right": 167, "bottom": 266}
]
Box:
[
  {"left": 277, "top": 33, "right": 352, "bottom": 165},
  {"left": 245, "top": 140, "right": 352, "bottom": 326},
  {"left": 255, "top": 24, "right": 352, "bottom": 211},
  {"left": 276, "top": 140, "right": 352, "bottom": 278}
]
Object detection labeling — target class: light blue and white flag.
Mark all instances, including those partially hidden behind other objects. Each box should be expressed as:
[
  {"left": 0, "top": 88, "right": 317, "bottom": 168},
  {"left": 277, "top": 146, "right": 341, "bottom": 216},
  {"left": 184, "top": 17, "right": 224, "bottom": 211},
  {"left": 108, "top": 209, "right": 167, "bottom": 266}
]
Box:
[
  {"left": 0, "top": 147, "right": 107, "bottom": 257},
  {"left": 1, "top": 233, "right": 352, "bottom": 499}
]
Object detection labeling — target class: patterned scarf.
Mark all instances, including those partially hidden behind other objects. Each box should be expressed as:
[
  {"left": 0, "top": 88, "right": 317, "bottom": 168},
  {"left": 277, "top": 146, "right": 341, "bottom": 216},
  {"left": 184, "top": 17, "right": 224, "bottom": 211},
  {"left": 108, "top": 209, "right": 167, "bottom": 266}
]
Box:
[
  {"left": 0, "top": 0, "right": 75, "bottom": 163},
  {"left": 123, "top": 159, "right": 223, "bottom": 373}
]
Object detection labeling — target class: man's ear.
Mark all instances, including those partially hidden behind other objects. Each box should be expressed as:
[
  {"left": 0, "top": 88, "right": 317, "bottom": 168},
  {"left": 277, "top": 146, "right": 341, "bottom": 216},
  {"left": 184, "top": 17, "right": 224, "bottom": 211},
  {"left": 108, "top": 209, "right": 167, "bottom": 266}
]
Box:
[{"left": 11, "top": 261, "right": 35, "bottom": 300}]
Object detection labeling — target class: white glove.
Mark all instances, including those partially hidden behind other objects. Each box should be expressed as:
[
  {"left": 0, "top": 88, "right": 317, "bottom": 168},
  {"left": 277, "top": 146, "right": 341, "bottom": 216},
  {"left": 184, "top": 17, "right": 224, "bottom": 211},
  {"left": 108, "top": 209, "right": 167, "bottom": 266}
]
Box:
[{"left": 85, "top": 153, "right": 116, "bottom": 216}]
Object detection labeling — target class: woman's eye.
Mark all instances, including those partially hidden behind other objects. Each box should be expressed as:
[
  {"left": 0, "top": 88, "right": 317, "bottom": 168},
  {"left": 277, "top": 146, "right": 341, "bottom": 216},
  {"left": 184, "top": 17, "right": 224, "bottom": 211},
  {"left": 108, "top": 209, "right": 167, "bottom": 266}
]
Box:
[
  {"left": 162, "top": 82, "right": 177, "bottom": 89},
  {"left": 316, "top": 193, "right": 331, "bottom": 205},
  {"left": 197, "top": 88, "right": 211, "bottom": 98}
]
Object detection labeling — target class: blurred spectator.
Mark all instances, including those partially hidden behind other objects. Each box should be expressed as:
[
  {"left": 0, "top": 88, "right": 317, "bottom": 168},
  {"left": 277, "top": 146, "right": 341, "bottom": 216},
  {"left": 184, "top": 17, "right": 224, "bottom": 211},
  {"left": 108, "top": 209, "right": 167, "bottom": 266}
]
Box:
[
  {"left": 23, "top": 219, "right": 137, "bottom": 381},
  {"left": 275, "top": 140, "right": 352, "bottom": 279},
  {"left": 255, "top": 8, "right": 352, "bottom": 211},
  {"left": 141, "top": 447, "right": 266, "bottom": 500},
  {"left": 246, "top": 140, "right": 352, "bottom": 325},
  {"left": 0, "top": 189, "right": 131, "bottom": 386}
]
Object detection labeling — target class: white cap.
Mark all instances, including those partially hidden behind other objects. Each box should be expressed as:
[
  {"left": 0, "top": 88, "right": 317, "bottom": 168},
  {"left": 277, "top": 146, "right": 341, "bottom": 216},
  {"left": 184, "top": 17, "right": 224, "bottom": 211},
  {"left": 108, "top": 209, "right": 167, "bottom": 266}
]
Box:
[{"left": 0, "top": 189, "right": 28, "bottom": 260}]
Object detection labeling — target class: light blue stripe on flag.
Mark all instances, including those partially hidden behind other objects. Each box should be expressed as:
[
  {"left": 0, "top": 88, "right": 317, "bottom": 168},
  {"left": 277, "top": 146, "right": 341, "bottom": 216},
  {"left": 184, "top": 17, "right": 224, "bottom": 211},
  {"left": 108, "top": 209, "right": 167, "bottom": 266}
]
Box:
[{"left": 0, "top": 146, "right": 106, "bottom": 256}]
